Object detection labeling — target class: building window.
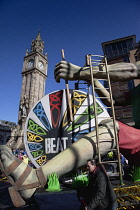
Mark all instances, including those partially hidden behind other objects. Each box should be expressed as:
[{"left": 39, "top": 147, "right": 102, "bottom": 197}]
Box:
[
  {"left": 122, "top": 56, "right": 130, "bottom": 62},
  {"left": 105, "top": 39, "right": 134, "bottom": 59},
  {"left": 122, "top": 41, "right": 127, "bottom": 48},
  {"left": 126, "top": 39, "right": 134, "bottom": 49}
]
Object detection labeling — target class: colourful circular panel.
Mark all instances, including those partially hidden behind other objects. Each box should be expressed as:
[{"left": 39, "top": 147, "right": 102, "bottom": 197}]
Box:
[{"left": 24, "top": 89, "right": 110, "bottom": 168}]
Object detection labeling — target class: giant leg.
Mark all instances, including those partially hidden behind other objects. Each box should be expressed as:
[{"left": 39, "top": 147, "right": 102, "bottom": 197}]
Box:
[{"left": 0, "top": 119, "right": 119, "bottom": 206}]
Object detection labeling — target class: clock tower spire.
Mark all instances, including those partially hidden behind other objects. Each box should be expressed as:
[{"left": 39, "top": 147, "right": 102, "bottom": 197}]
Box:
[
  {"left": 31, "top": 32, "right": 44, "bottom": 54},
  {"left": 16, "top": 33, "right": 48, "bottom": 148}
]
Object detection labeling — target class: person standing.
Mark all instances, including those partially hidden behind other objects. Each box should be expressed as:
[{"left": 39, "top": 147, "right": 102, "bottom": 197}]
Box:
[{"left": 79, "top": 159, "right": 117, "bottom": 210}]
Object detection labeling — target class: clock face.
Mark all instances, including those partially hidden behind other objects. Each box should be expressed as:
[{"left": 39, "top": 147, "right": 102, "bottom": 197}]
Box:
[
  {"left": 38, "top": 61, "right": 44, "bottom": 70},
  {"left": 28, "top": 59, "right": 34, "bottom": 69}
]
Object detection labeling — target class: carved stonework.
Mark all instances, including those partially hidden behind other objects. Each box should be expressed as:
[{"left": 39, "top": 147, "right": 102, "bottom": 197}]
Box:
[
  {"left": 6, "top": 125, "right": 24, "bottom": 149},
  {"left": 31, "top": 33, "right": 44, "bottom": 54},
  {"left": 19, "top": 95, "right": 29, "bottom": 118}
]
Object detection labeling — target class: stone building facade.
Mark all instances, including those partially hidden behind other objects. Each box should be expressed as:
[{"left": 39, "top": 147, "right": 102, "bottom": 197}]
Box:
[{"left": 0, "top": 120, "right": 16, "bottom": 145}]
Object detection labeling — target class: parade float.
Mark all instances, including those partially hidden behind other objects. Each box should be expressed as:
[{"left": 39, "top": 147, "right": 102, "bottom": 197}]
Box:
[{"left": 23, "top": 53, "right": 140, "bottom": 209}]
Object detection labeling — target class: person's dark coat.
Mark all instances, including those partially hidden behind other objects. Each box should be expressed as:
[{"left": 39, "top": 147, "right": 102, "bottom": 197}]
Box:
[{"left": 78, "top": 166, "right": 116, "bottom": 210}]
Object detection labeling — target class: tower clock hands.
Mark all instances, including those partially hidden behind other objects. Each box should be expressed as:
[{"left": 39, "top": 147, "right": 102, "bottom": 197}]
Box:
[
  {"left": 28, "top": 59, "right": 34, "bottom": 68},
  {"left": 38, "top": 61, "right": 44, "bottom": 70}
]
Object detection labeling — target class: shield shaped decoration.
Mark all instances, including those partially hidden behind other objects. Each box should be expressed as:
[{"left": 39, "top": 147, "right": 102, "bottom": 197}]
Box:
[{"left": 24, "top": 89, "right": 110, "bottom": 168}]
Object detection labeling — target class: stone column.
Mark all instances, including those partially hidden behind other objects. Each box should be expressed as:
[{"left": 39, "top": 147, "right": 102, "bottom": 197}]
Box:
[
  {"left": 20, "top": 74, "right": 26, "bottom": 99},
  {"left": 25, "top": 73, "right": 31, "bottom": 99},
  {"left": 38, "top": 74, "right": 45, "bottom": 100},
  {"left": 28, "top": 72, "right": 35, "bottom": 112},
  {"left": 33, "top": 72, "right": 40, "bottom": 105}
]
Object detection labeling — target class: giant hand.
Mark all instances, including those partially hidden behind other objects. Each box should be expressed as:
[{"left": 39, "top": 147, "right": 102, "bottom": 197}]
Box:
[{"left": 54, "top": 60, "right": 91, "bottom": 82}]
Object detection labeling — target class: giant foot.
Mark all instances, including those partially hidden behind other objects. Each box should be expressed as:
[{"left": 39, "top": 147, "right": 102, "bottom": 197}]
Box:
[{"left": 0, "top": 145, "right": 46, "bottom": 207}]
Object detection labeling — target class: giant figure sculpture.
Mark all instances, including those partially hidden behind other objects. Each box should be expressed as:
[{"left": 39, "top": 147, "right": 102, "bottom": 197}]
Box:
[{"left": 0, "top": 60, "right": 140, "bottom": 207}]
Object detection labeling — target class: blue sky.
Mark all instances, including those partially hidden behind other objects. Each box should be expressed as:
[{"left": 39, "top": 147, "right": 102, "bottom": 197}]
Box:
[{"left": 0, "top": 0, "right": 140, "bottom": 123}]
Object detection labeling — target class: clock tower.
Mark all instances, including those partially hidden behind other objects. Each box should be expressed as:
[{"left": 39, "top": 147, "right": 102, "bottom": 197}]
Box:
[{"left": 18, "top": 33, "right": 48, "bottom": 138}]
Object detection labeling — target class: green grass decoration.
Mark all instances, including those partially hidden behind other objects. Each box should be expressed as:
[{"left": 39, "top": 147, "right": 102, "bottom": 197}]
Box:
[
  {"left": 45, "top": 172, "right": 62, "bottom": 192},
  {"left": 72, "top": 171, "right": 89, "bottom": 187},
  {"left": 107, "top": 151, "right": 113, "bottom": 158},
  {"left": 130, "top": 165, "right": 140, "bottom": 183}
]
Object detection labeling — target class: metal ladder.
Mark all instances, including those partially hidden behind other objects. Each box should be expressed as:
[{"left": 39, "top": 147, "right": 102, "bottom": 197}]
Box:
[
  {"left": 78, "top": 54, "right": 123, "bottom": 185},
  {"left": 74, "top": 80, "right": 93, "bottom": 134}
]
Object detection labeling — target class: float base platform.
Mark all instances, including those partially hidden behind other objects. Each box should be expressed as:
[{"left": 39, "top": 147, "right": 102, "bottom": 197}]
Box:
[{"left": 34, "top": 187, "right": 81, "bottom": 210}]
